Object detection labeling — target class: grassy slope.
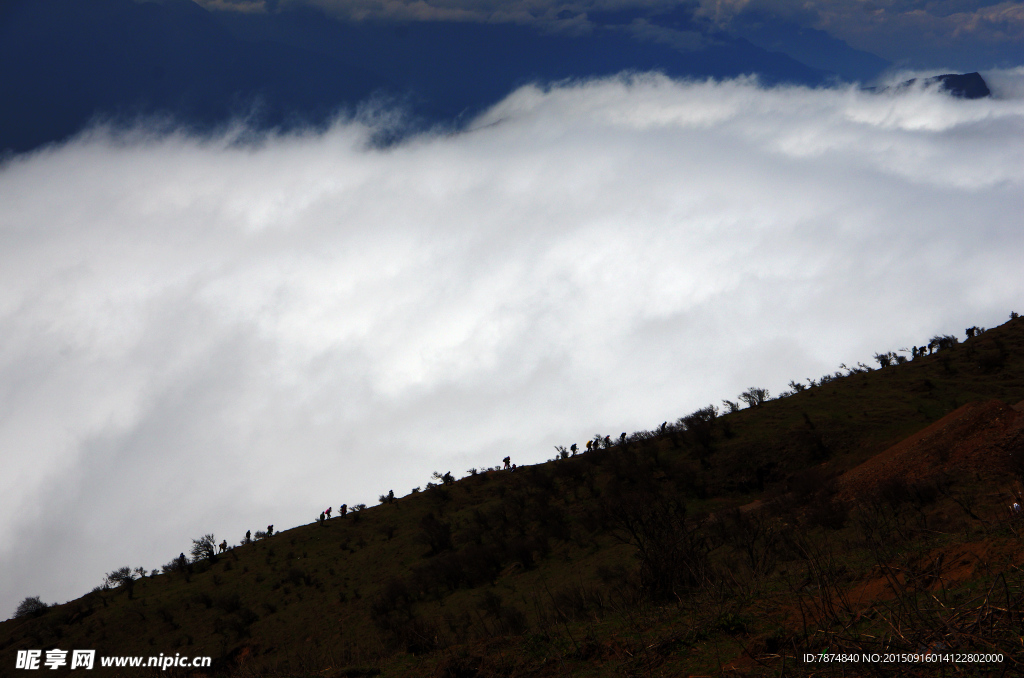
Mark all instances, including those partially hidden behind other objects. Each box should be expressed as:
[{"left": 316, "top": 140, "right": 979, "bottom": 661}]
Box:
[{"left": 3, "top": 317, "right": 1024, "bottom": 677}]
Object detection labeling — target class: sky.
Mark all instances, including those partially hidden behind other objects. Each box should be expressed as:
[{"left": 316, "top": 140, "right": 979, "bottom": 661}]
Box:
[
  {"left": 193, "top": 0, "right": 1024, "bottom": 69},
  {"left": 2, "top": 71, "right": 1024, "bottom": 618}
]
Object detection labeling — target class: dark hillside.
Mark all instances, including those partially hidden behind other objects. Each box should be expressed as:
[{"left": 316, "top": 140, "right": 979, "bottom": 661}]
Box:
[{"left": 3, "top": 315, "right": 1024, "bottom": 676}]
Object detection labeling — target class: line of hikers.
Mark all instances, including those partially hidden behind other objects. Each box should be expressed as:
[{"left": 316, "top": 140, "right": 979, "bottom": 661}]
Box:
[
  {"left": 566, "top": 432, "right": 629, "bottom": 457},
  {"left": 318, "top": 504, "right": 349, "bottom": 525},
  {"left": 236, "top": 525, "right": 274, "bottom": 546},
  {"left": 250, "top": 429, "right": 646, "bottom": 541},
  {"left": 243, "top": 428, "right": 644, "bottom": 542},
  {"left": 501, "top": 431, "right": 634, "bottom": 471}
]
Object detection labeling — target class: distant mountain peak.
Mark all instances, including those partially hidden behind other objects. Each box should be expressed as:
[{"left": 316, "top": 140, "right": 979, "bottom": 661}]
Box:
[
  {"left": 868, "top": 72, "right": 991, "bottom": 99},
  {"left": 921, "top": 72, "right": 991, "bottom": 99}
]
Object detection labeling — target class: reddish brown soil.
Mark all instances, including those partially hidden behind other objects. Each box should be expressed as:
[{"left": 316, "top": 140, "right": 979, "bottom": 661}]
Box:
[
  {"left": 845, "top": 541, "right": 1000, "bottom": 609},
  {"left": 837, "top": 399, "right": 1024, "bottom": 501}
]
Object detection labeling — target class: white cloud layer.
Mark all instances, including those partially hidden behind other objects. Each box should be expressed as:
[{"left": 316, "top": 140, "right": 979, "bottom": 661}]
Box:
[{"left": 2, "top": 71, "right": 1024, "bottom": 617}]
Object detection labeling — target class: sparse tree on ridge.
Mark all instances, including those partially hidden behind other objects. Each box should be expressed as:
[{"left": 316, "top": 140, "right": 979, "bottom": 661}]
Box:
[
  {"left": 431, "top": 471, "right": 455, "bottom": 486},
  {"left": 680, "top": 405, "right": 719, "bottom": 466},
  {"left": 190, "top": 534, "right": 217, "bottom": 563},
  {"left": 739, "top": 387, "right": 769, "bottom": 408},
  {"left": 928, "top": 334, "right": 958, "bottom": 353},
  {"left": 14, "top": 596, "right": 48, "bottom": 618},
  {"left": 105, "top": 566, "right": 140, "bottom": 598},
  {"left": 161, "top": 553, "right": 189, "bottom": 575},
  {"left": 874, "top": 351, "right": 898, "bottom": 368}
]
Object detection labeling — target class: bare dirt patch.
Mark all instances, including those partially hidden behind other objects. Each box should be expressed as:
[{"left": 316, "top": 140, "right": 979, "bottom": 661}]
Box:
[{"left": 837, "top": 399, "right": 1024, "bottom": 501}]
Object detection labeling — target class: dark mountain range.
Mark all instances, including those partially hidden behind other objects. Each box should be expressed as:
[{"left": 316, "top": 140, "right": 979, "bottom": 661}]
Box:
[
  {"left": 212, "top": 4, "right": 827, "bottom": 122},
  {"left": 723, "top": 9, "right": 891, "bottom": 83},
  {"left": 0, "top": 0, "right": 382, "bottom": 154},
  {"left": 0, "top": 0, "right": 889, "bottom": 155}
]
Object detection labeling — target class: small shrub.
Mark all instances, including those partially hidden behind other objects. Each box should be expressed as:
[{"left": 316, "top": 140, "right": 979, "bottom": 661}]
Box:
[
  {"left": 928, "top": 334, "right": 959, "bottom": 353},
  {"left": 431, "top": 471, "right": 455, "bottom": 486},
  {"left": 874, "top": 351, "right": 897, "bottom": 368},
  {"left": 161, "top": 553, "right": 189, "bottom": 574},
  {"left": 190, "top": 534, "right": 217, "bottom": 562},
  {"left": 479, "top": 590, "right": 528, "bottom": 635},
  {"left": 104, "top": 567, "right": 140, "bottom": 598},
  {"left": 217, "top": 593, "right": 242, "bottom": 613},
  {"left": 419, "top": 513, "right": 453, "bottom": 555},
  {"left": 739, "top": 387, "right": 770, "bottom": 408},
  {"left": 15, "top": 596, "right": 48, "bottom": 619},
  {"left": 806, "top": 496, "right": 849, "bottom": 530},
  {"left": 716, "top": 612, "right": 748, "bottom": 635}
]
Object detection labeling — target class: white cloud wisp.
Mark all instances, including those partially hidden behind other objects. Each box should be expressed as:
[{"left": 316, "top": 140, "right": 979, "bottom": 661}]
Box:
[{"left": 2, "top": 71, "right": 1024, "bottom": 617}]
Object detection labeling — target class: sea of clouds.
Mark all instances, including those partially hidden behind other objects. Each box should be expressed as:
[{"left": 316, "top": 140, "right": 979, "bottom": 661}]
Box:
[{"left": 2, "top": 70, "right": 1024, "bottom": 616}]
